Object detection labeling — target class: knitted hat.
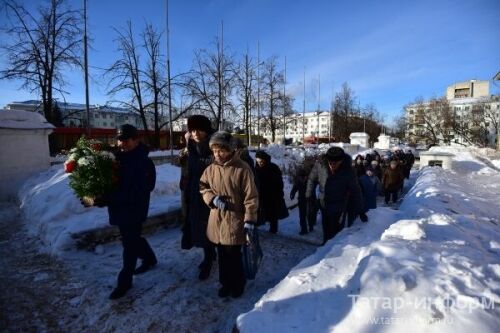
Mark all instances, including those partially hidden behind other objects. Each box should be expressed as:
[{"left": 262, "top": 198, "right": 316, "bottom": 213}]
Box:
[
  {"left": 325, "top": 147, "right": 345, "bottom": 162},
  {"left": 255, "top": 150, "right": 271, "bottom": 162},
  {"left": 209, "top": 131, "right": 235, "bottom": 151},
  {"left": 187, "top": 115, "right": 213, "bottom": 133}
]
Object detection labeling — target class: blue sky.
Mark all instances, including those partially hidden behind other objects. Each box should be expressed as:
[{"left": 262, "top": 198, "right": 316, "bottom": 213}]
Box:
[{"left": 1, "top": 0, "right": 499, "bottom": 125}]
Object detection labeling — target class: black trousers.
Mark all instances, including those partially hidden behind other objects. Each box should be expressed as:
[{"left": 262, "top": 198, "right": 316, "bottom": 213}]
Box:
[
  {"left": 117, "top": 222, "right": 156, "bottom": 288},
  {"left": 269, "top": 219, "right": 278, "bottom": 233},
  {"left": 216, "top": 244, "right": 246, "bottom": 293},
  {"left": 384, "top": 191, "right": 398, "bottom": 204},
  {"left": 321, "top": 210, "right": 344, "bottom": 245},
  {"left": 307, "top": 199, "right": 319, "bottom": 227},
  {"left": 298, "top": 201, "right": 308, "bottom": 231},
  {"left": 202, "top": 242, "right": 216, "bottom": 264}
]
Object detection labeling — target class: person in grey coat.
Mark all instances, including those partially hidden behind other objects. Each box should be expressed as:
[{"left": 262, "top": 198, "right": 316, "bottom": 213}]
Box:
[{"left": 306, "top": 147, "right": 363, "bottom": 244}]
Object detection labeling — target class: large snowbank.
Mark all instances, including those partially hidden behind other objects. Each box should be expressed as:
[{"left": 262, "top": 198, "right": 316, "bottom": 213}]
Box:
[{"left": 237, "top": 147, "right": 500, "bottom": 332}]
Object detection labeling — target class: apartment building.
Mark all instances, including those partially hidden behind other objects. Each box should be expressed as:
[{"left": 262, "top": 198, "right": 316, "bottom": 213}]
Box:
[
  {"left": 259, "top": 111, "right": 332, "bottom": 143},
  {"left": 405, "top": 80, "right": 500, "bottom": 147},
  {"left": 4, "top": 100, "right": 165, "bottom": 130}
]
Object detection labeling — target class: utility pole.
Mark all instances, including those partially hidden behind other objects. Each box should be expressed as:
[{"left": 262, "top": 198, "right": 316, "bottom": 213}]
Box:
[
  {"left": 83, "top": 0, "right": 90, "bottom": 137},
  {"left": 246, "top": 45, "right": 252, "bottom": 147},
  {"left": 329, "top": 83, "right": 334, "bottom": 143},
  {"left": 219, "top": 20, "right": 224, "bottom": 131},
  {"left": 257, "top": 41, "right": 260, "bottom": 146},
  {"left": 317, "top": 74, "right": 320, "bottom": 142},
  {"left": 282, "top": 56, "right": 286, "bottom": 143},
  {"left": 166, "top": 0, "right": 174, "bottom": 160},
  {"left": 302, "top": 67, "right": 305, "bottom": 144}
]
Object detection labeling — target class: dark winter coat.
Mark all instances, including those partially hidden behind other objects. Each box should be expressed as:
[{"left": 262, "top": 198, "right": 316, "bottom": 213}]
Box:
[
  {"left": 353, "top": 161, "right": 365, "bottom": 178},
  {"left": 255, "top": 161, "right": 289, "bottom": 222},
  {"left": 186, "top": 136, "right": 214, "bottom": 247},
  {"left": 382, "top": 166, "right": 405, "bottom": 192},
  {"left": 371, "top": 165, "right": 383, "bottom": 181},
  {"left": 306, "top": 154, "right": 363, "bottom": 215},
  {"left": 290, "top": 174, "right": 308, "bottom": 201},
  {"left": 324, "top": 156, "right": 363, "bottom": 215},
  {"left": 106, "top": 143, "right": 156, "bottom": 226},
  {"left": 359, "top": 174, "right": 381, "bottom": 212}
]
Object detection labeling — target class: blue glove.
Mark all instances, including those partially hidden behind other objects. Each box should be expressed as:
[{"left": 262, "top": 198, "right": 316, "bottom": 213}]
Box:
[
  {"left": 213, "top": 196, "right": 227, "bottom": 210},
  {"left": 244, "top": 222, "right": 255, "bottom": 230}
]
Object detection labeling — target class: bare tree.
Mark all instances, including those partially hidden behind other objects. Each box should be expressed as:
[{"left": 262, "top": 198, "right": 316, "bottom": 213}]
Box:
[
  {"left": 260, "top": 56, "right": 285, "bottom": 143},
  {"left": 360, "top": 103, "right": 383, "bottom": 144},
  {"left": 483, "top": 97, "right": 500, "bottom": 145},
  {"left": 407, "top": 97, "right": 453, "bottom": 146},
  {"left": 142, "top": 23, "right": 165, "bottom": 148},
  {"left": 1, "top": 0, "right": 83, "bottom": 126},
  {"left": 234, "top": 51, "right": 256, "bottom": 145},
  {"left": 453, "top": 100, "right": 495, "bottom": 147},
  {"left": 392, "top": 111, "right": 407, "bottom": 142},
  {"left": 105, "top": 20, "right": 149, "bottom": 138},
  {"left": 332, "top": 82, "right": 356, "bottom": 142},
  {"left": 182, "top": 38, "right": 235, "bottom": 130}
]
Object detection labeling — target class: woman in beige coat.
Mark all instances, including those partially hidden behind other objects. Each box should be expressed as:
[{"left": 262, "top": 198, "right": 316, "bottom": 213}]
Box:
[{"left": 199, "top": 131, "right": 259, "bottom": 298}]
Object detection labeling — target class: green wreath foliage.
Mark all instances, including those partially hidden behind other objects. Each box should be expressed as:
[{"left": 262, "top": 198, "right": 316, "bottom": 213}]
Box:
[{"left": 64, "top": 137, "right": 118, "bottom": 198}]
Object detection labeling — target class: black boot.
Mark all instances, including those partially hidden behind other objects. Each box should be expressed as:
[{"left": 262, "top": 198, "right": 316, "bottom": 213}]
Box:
[
  {"left": 109, "top": 285, "right": 131, "bottom": 300},
  {"left": 198, "top": 260, "right": 212, "bottom": 280},
  {"left": 134, "top": 258, "right": 157, "bottom": 275},
  {"left": 218, "top": 286, "right": 231, "bottom": 298}
]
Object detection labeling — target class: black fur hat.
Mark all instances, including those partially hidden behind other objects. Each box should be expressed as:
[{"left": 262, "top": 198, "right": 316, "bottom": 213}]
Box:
[
  {"left": 116, "top": 124, "right": 138, "bottom": 140},
  {"left": 325, "top": 147, "right": 345, "bottom": 161},
  {"left": 255, "top": 150, "right": 271, "bottom": 162},
  {"left": 187, "top": 115, "right": 213, "bottom": 133}
]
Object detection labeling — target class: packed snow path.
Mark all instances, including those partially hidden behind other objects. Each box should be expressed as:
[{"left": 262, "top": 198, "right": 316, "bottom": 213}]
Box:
[{"left": 0, "top": 202, "right": 317, "bottom": 332}]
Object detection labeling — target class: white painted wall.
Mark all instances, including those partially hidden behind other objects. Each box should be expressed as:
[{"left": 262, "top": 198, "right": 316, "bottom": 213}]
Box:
[
  {"left": 350, "top": 132, "right": 370, "bottom": 149},
  {"left": 0, "top": 128, "right": 53, "bottom": 200},
  {"left": 374, "top": 134, "right": 391, "bottom": 150},
  {"left": 419, "top": 152, "right": 454, "bottom": 170},
  {"left": 0, "top": 110, "right": 54, "bottom": 201}
]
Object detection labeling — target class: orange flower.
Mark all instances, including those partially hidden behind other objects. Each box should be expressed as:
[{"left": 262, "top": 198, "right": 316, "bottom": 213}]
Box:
[{"left": 64, "top": 160, "right": 76, "bottom": 173}]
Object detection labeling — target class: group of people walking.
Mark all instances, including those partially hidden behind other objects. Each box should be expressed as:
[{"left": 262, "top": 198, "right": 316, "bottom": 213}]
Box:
[
  {"left": 290, "top": 145, "right": 415, "bottom": 245},
  {"left": 82, "top": 116, "right": 415, "bottom": 301}
]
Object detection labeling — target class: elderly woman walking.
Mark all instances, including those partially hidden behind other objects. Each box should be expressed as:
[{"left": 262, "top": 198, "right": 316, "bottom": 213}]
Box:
[{"left": 199, "top": 131, "right": 259, "bottom": 298}]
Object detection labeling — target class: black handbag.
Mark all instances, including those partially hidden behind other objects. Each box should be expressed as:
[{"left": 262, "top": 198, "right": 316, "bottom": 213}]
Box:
[{"left": 242, "top": 227, "right": 263, "bottom": 280}]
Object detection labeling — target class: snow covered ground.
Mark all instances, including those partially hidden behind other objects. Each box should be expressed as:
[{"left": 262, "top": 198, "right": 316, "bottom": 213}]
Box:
[
  {"left": 17, "top": 162, "right": 182, "bottom": 253},
  {"left": 237, "top": 146, "right": 500, "bottom": 333},
  {"left": 2, "top": 145, "right": 499, "bottom": 332}
]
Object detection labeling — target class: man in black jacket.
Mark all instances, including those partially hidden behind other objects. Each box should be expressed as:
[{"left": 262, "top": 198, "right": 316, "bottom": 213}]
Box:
[{"left": 88, "top": 124, "right": 157, "bottom": 300}]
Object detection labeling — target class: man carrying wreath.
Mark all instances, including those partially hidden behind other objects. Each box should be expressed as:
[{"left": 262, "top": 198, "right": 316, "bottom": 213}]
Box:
[{"left": 86, "top": 124, "right": 157, "bottom": 300}]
